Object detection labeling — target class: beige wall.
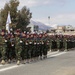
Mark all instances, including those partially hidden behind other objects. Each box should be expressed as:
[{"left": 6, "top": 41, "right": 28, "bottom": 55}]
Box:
[{"left": 48, "top": 31, "right": 75, "bottom": 35}]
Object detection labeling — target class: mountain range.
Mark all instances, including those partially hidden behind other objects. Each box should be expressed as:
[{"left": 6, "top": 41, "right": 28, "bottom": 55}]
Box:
[{"left": 30, "top": 20, "right": 52, "bottom": 31}]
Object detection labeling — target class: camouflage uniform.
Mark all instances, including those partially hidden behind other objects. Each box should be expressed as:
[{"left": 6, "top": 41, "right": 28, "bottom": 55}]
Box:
[
  {"left": 21, "top": 32, "right": 28, "bottom": 63},
  {"left": 10, "top": 34, "right": 16, "bottom": 60},
  {"left": 33, "top": 40, "right": 37, "bottom": 59},
  {"left": 33, "top": 33, "right": 38, "bottom": 60},
  {"left": 42, "top": 33, "right": 50, "bottom": 59},
  {"left": 39, "top": 34, "right": 44, "bottom": 60},
  {"left": 29, "top": 34, "right": 34, "bottom": 61},
  {"left": 0, "top": 30, "right": 7, "bottom": 65},
  {"left": 24, "top": 40, "right": 29, "bottom": 62},
  {"left": 25, "top": 33, "right": 30, "bottom": 62},
  {"left": 20, "top": 33, "right": 25, "bottom": 60},
  {"left": 51, "top": 35, "right": 57, "bottom": 51},
  {"left": 63, "top": 35, "right": 67, "bottom": 51},
  {"left": 28, "top": 40, "right": 33, "bottom": 62},
  {"left": 56, "top": 35, "right": 60, "bottom": 51},
  {"left": 15, "top": 30, "right": 22, "bottom": 65},
  {"left": 6, "top": 33, "right": 13, "bottom": 63}
]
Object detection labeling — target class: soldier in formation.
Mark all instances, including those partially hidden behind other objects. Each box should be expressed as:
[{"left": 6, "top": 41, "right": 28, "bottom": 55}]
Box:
[
  {"left": 0, "top": 29, "right": 75, "bottom": 65},
  {"left": 0, "top": 30, "right": 7, "bottom": 65}
]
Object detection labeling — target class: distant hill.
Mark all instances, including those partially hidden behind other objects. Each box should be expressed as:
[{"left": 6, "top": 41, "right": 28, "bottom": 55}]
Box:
[{"left": 30, "top": 20, "right": 52, "bottom": 31}]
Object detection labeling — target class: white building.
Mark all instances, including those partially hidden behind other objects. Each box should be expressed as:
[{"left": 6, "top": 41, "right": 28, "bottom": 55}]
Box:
[
  {"left": 65, "top": 25, "right": 75, "bottom": 31},
  {"left": 27, "top": 22, "right": 39, "bottom": 33},
  {"left": 55, "top": 26, "right": 64, "bottom": 34},
  {"left": 50, "top": 25, "right": 75, "bottom": 35}
]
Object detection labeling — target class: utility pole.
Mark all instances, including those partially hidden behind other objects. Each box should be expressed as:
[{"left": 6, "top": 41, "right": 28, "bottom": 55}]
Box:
[
  {"left": 48, "top": 16, "right": 50, "bottom": 26},
  {"left": 48, "top": 16, "right": 52, "bottom": 52}
]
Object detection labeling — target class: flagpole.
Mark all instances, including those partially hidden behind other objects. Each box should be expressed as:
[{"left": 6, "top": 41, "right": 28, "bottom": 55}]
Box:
[{"left": 48, "top": 16, "right": 52, "bottom": 52}]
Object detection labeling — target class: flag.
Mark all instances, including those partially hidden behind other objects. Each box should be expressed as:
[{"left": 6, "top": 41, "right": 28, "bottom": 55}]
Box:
[{"left": 6, "top": 11, "right": 11, "bottom": 33}]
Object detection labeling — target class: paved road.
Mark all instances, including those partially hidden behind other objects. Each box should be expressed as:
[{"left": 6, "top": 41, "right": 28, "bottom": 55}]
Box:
[{"left": 0, "top": 51, "right": 75, "bottom": 75}]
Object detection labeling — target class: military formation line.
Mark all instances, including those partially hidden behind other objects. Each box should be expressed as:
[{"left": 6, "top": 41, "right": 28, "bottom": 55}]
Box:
[{"left": 0, "top": 29, "right": 75, "bottom": 65}]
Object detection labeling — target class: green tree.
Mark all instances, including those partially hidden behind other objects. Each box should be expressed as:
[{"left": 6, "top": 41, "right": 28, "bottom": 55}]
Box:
[
  {"left": 46, "top": 29, "right": 50, "bottom": 33},
  {"left": 16, "top": 6, "right": 32, "bottom": 31},
  {"left": 0, "top": 0, "right": 32, "bottom": 31},
  {"left": 0, "top": 3, "right": 10, "bottom": 29}
]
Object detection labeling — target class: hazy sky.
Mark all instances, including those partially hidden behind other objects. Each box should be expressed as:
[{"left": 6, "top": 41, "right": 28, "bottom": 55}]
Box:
[{"left": 0, "top": 0, "right": 75, "bottom": 27}]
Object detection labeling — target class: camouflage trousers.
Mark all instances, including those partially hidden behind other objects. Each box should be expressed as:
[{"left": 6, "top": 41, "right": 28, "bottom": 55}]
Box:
[
  {"left": 0, "top": 46, "right": 6, "bottom": 60},
  {"left": 15, "top": 46, "right": 22, "bottom": 60}
]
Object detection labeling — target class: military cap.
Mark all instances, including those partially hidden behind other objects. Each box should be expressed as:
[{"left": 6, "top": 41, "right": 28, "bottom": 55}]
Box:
[
  {"left": 57, "top": 35, "right": 60, "bottom": 38},
  {"left": 30, "top": 34, "right": 34, "bottom": 38},
  {"left": 1, "top": 29, "right": 6, "bottom": 32},
  {"left": 64, "top": 35, "right": 68, "bottom": 38},
  {"left": 7, "top": 33, "right": 11, "bottom": 36},
  {"left": 39, "top": 34, "right": 43, "bottom": 38},
  {"left": 26, "top": 34, "right": 29, "bottom": 38},
  {"left": 44, "top": 33, "right": 47, "bottom": 36},
  {"left": 16, "top": 29, "right": 21, "bottom": 33},
  {"left": 33, "top": 33, "right": 37, "bottom": 37}
]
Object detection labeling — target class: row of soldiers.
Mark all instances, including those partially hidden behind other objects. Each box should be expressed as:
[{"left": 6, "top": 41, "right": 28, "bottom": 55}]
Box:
[
  {"left": 49, "top": 34, "right": 75, "bottom": 51},
  {"left": 0, "top": 29, "right": 50, "bottom": 65},
  {"left": 0, "top": 29, "right": 75, "bottom": 65}
]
